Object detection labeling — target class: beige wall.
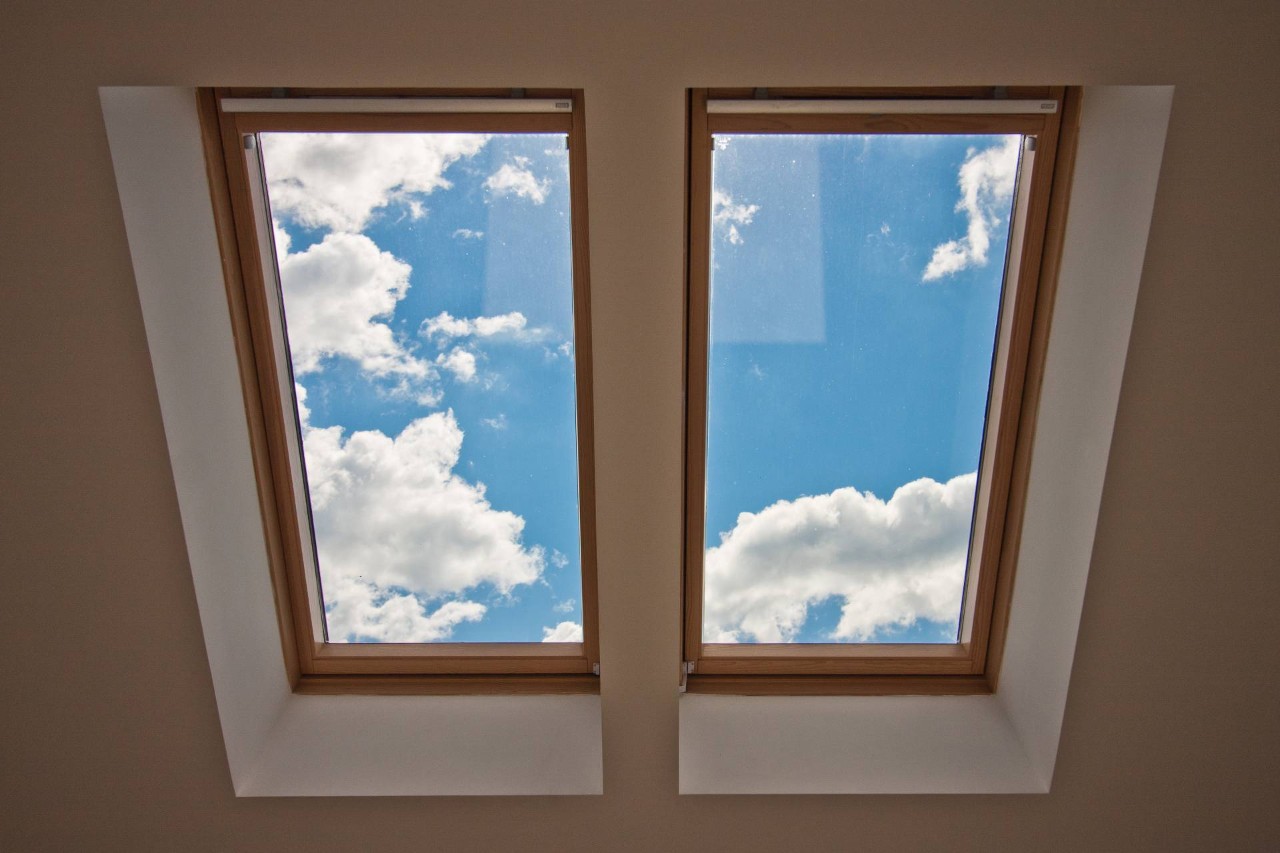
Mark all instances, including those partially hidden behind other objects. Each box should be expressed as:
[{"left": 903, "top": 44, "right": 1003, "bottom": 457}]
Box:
[{"left": 2, "top": 1, "right": 1278, "bottom": 849}]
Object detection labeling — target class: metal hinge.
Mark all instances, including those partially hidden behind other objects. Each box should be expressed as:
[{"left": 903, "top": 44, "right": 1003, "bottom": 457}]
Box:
[
  {"left": 678, "top": 660, "right": 694, "bottom": 693},
  {"left": 592, "top": 662, "right": 600, "bottom": 676}
]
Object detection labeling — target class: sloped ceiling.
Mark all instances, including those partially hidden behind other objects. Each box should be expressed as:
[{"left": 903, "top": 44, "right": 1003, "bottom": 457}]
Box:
[{"left": 1, "top": 1, "right": 1277, "bottom": 849}]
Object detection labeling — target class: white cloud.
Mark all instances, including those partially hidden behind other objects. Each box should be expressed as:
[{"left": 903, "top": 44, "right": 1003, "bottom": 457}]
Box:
[
  {"left": 324, "top": 575, "right": 486, "bottom": 642},
  {"left": 481, "top": 413, "right": 508, "bottom": 431},
  {"left": 435, "top": 347, "right": 478, "bottom": 383},
  {"left": 452, "top": 228, "right": 485, "bottom": 240},
  {"left": 703, "top": 473, "right": 977, "bottom": 643},
  {"left": 275, "top": 228, "right": 434, "bottom": 383},
  {"left": 923, "top": 136, "right": 1021, "bottom": 281},
  {"left": 260, "top": 132, "right": 488, "bottom": 232},
  {"left": 298, "top": 386, "right": 545, "bottom": 610},
  {"left": 712, "top": 188, "right": 760, "bottom": 245},
  {"left": 541, "top": 621, "right": 583, "bottom": 642},
  {"left": 420, "top": 311, "right": 547, "bottom": 343},
  {"left": 552, "top": 598, "right": 576, "bottom": 614},
  {"left": 485, "top": 161, "right": 550, "bottom": 204}
]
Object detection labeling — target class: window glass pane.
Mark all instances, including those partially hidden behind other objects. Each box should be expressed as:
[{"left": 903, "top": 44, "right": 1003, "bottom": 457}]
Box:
[
  {"left": 702, "top": 133, "right": 1021, "bottom": 644},
  {"left": 258, "top": 132, "right": 584, "bottom": 644}
]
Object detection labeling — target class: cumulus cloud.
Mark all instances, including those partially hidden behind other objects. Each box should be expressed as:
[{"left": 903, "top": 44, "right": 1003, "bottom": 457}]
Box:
[
  {"left": 703, "top": 473, "right": 977, "bottom": 643},
  {"left": 712, "top": 188, "right": 760, "bottom": 245},
  {"left": 435, "top": 347, "right": 478, "bottom": 383},
  {"left": 420, "top": 310, "right": 547, "bottom": 344},
  {"left": 484, "top": 158, "right": 550, "bottom": 204},
  {"left": 260, "top": 132, "right": 488, "bottom": 232},
  {"left": 273, "top": 226, "right": 434, "bottom": 387},
  {"left": 324, "top": 575, "right": 486, "bottom": 642},
  {"left": 541, "top": 621, "right": 584, "bottom": 642},
  {"left": 552, "top": 598, "right": 576, "bottom": 613},
  {"left": 298, "top": 386, "right": 546, "bottom": 618},
  {"left": 923, "top": 136, "right": 1021, "bottom": 281},
  {"left": 452, "top": 228, "right": 485, "bottom": 240}
]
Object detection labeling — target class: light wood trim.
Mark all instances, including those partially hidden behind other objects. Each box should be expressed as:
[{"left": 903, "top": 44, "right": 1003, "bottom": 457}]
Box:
[
  {"left": 964, "top": 87, "right": 1067, "bottom": 674},
  {"left": 705, "top": 86, "right": 1059, "bottom": 101},
  {"left": 204, "top": 88, "right": 601, "bottom": 690},
  {"left": 220, "top": 86, "right": 576, "bottom": 101},
  {"left": 709, "top": 99, "right": 1056, "bottom": 115},
  {"left": 982, "top": 88, "right": 1082, "bottom": 689},
  {"left": 567, "top": 91, "right": 602, "bottom": 670},
  {"left": 232, "top": 112, "right": 572, "bottom": 134},
  {"left": 309, "top": 652, "right": 594, "bottom": 676},
  {"left": 211, "top": 88, "right": 321, "bottom": 679},
  {"left": 707, "top": 113, "right": 1048, "bottom": 136},
  {"left": 296, "top": 674, "right": 600, "bottom": 695},
  {"left": 316, "top": 641, "right": 586, "bottom": 658},
  {"left": 197, "top": 90, "right": 303, "bottom": 688},
  {"left": 686, "top": 674, "right": 992, "bottom": 696},
  {"left": 697, "top": 642, "right": 973, "bottom": 675},
  {"left": 222, "top": 97, "right": 572, "bottom": 114},
  {"left": 678, "top": 89, "right": 695, "bottom": 688},
  {"left": 701, "top": 642, "right": 970, "bottom": 659},
  {"left": 681, "top": 87, "right": 1079, "bottom": 688},
  {"left": 682, "top": 89, "right": 713, "bottom": 666},
  {"left": 696, "top": 658, "right": 974, "bottom": 676}
]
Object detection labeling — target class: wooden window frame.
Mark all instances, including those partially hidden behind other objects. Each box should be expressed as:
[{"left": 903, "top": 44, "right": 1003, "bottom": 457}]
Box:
[
  {"left": 198, "top": 88, "right": 600, "bottom": 695},
  {"left": 682, "top": 87, "right": 1082, "bottom": 696}
]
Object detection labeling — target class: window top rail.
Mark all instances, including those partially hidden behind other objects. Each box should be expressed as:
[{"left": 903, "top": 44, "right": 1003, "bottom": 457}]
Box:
[
  {"left": 221, "top": 97, "right": 573, "bottom": 114},
  {"left": 707, "top": 98, "right": 1057, "bottom": 115}
]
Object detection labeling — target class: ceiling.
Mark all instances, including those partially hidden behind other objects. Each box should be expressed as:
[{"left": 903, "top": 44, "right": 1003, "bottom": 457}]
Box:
[{"left": 2, "top": 1, "right": 1277, "bottom": 849}]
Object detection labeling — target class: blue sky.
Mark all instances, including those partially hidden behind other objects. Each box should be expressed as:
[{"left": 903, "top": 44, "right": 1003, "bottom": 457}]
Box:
[
  {"left": 702, "top": 133, "right": 1022, "bottom": 644},
  {"left": 254, "top": 127, "right": 1022, "bottom": 647},
  {"left": 260, "top": 131, "right": 584, "bottom": 643}
]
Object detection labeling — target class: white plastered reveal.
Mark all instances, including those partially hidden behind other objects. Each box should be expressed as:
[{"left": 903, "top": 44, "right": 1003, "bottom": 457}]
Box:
[
  {"left": 680, "top": 86, "right": 1174, "bottom": 794},
  {"left": 100, "top": 87, "right": 603, "bottom": 796}
]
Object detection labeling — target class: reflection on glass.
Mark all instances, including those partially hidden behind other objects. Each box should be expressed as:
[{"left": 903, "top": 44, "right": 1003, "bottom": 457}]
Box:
[
  {"left": 258, "top": 132, "right": 584, "bottom": 643},
  {"left": 702, "top": 134, "right": 1021, "bottom": 644}
]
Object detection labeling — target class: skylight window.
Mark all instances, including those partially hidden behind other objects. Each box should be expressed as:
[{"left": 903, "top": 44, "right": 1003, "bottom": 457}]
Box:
[
  {"left": 682, "top": 88, "right": 1078, "bottom": 692},
  {"left": 202, "top": 90, "right": 598, "bottom": 691}
]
